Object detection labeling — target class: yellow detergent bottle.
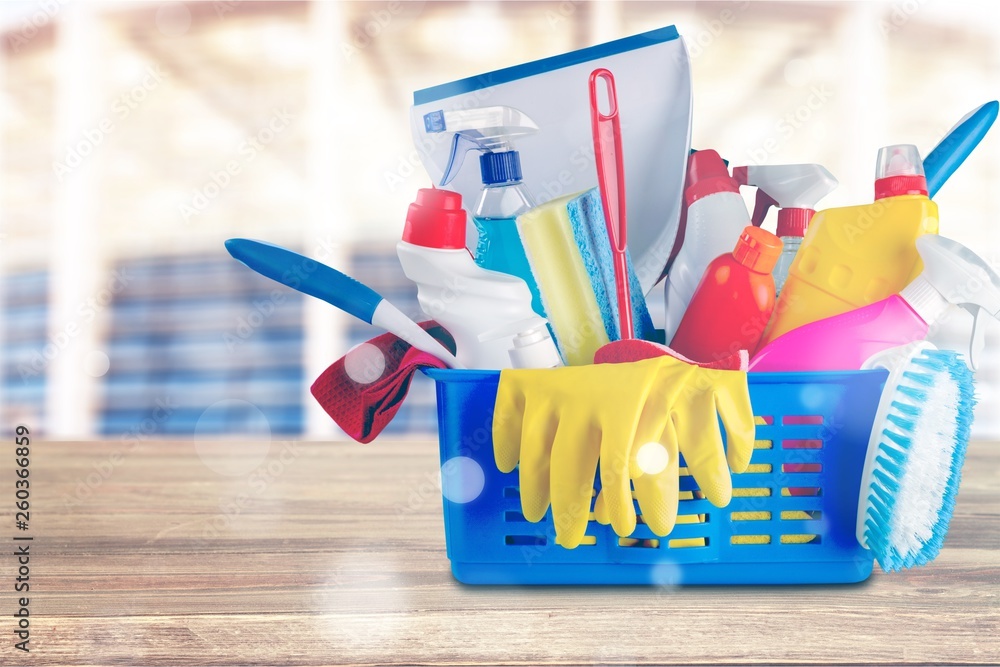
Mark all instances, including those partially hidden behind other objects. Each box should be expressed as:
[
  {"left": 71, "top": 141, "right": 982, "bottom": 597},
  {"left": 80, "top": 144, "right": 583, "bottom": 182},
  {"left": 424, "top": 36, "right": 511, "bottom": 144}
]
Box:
[{"left": 758, "top": 144, "right": 938, "bottom": 349}]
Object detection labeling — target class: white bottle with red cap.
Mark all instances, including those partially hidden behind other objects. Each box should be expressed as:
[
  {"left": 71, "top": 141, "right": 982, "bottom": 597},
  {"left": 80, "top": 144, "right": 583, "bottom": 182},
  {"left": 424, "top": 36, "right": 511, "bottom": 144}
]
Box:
[
  {"left": 731, "top": 163, "right": 839, "bottom": 294},
  {"left": 663, "top": 150, "right": 752, "bottom": 341},
  {"left": 396, "top": 188, "right": 559, "bottom": 370}
]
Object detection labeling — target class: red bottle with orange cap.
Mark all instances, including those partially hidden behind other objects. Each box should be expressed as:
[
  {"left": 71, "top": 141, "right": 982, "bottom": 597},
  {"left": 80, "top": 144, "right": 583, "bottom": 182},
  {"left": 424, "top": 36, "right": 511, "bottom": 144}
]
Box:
[{"left": 669, "top": 226, "right": 783, "bottom": 363}]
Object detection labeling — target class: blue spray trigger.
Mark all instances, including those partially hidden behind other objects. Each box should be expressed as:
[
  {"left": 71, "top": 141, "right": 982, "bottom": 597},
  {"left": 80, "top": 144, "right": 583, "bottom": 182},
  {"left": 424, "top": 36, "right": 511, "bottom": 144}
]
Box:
[{"left": 440, "top": 133, "right": 481, "bottom": 186}]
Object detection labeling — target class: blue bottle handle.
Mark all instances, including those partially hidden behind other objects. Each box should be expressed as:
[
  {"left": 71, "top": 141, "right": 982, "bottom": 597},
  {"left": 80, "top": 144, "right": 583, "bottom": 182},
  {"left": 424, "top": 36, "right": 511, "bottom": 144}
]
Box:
[
  {"left": 925, "top": 101, "right": 998, "bottom": 198},
  {"left": 225, "top": 238, "right": 382, "bottom": 324}
]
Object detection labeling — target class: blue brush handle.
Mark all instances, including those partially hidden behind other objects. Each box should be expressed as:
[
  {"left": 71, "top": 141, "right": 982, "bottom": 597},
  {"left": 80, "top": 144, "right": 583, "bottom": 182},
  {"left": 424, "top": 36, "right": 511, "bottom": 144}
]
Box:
[
  {"left": 225, "top": 238, "right": 382, "bottom": 324},
  {"left": 925, "top": 101, "right": 998, "bottom": 198}
]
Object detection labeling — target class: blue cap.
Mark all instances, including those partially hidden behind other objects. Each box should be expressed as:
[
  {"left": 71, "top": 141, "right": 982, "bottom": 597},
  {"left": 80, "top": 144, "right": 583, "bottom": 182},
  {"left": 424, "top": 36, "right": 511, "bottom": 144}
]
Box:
[{"left": 480, "top": 150, "right": 522, "bottom": 185}]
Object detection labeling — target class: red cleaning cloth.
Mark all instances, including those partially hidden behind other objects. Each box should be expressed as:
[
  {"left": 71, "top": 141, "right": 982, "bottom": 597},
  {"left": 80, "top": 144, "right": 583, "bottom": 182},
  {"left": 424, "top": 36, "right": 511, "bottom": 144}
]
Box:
[
  {"left": 594, "top": 338, "right": 748, "bottom": 371},
  {"left": 311, "top": 322, "right": 455, "bottom": 443}
]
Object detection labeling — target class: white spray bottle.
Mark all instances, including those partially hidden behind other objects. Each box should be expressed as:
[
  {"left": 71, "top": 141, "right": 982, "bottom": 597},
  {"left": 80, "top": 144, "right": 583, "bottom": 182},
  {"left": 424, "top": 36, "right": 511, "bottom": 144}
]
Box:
[
  {"left": 663, "top": 150, "right": 751, "bottom": 340},
  {"left": 396, "top": 187, "right": 559, "bottom": 370},
  {"left": 732, "top": 164, "right": 839, "bottom": 294},
  {"left": 423, "top": 106, "right": 545, "bottom": 317}
]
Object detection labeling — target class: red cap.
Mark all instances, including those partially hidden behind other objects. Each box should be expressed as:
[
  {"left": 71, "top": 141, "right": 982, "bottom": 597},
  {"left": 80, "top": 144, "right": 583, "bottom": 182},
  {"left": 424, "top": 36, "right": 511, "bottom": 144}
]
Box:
[
  {"left": 403, "top": 188, "right": 467, "bottom": 250},
  {"left": 775, "top": 208, "right": 814, "bottom": 237},
  {"left": 733, "top": 225, "right": 783, "bottom": 273},
  {"left": 874, "top": 144, "right": 928, "bottom": 200},
  {"left": 875, "top": 175, "right": 928, "bottom": 200},
  {"left": 684, "top": 150, "right": 739, "bottom": 206}
]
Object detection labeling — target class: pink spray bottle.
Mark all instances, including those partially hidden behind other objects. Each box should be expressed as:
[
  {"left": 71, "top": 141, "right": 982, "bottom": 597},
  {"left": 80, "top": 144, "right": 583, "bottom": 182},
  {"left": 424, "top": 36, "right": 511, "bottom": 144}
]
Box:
[{"left": 750, "top": 234, "right": 1000, "bottom": 372}]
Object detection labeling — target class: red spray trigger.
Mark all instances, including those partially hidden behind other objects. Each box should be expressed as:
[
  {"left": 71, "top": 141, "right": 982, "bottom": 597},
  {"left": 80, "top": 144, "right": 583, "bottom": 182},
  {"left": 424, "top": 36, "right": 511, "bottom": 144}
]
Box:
[
  {"left": 750, "top": 190, "right": 778, "bottom": 227},
  {"left": 732, "top": 165, "right": 775, "bottom": 227}
]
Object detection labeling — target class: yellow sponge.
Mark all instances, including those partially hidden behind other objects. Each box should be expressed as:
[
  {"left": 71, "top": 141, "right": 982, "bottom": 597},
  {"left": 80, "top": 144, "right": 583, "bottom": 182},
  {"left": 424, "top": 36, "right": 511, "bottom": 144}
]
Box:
[{"left": 517, "top": 194, "right": 610, "bottom": 365}]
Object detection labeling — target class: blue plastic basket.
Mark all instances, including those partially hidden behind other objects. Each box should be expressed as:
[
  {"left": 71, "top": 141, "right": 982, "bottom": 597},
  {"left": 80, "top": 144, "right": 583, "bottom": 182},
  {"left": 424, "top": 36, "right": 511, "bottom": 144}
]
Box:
[{"left": 424, "top": 368, "right": 888, "bottom": 585}]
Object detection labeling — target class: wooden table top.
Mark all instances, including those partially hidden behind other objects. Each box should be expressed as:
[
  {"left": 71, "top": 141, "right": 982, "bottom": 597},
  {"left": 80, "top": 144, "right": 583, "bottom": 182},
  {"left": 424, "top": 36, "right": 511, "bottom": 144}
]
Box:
[{"left": 18, "top": 438, "right": 1000, "bottom": 666}]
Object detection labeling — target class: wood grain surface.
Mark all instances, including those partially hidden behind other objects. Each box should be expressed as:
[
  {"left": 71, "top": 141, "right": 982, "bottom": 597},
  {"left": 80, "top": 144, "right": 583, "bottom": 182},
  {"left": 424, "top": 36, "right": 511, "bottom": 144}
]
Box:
[{"left": 6, "top": 438, "right": 999, "bottom": 666}]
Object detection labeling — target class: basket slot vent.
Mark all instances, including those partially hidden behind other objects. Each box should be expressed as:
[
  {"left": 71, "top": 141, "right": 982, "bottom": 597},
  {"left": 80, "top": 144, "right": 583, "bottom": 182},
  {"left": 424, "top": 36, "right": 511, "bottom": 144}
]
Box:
[
  {"left": 733, "top": 487, "right": 771, "bottom": 497},
  {"left": 618, "top": 538, "right": 660, "bottom": 548},
  {"left": 782, "top": 415, "right": 824, "bottom": 425},
  {"left": 731, "top": 511, "right": 771, "bottom": 521},
  {"left": 781, "top": 463, "right": 822, "bottom": 473},
  {"left": 781, "top": 487, "right": 822, "bottom": 497},
  {"left": 731, "top": 535, "right": 770, "bottom": 545},
  {"left": 781, "top": 534, "right": 821, "bottom": 544},
  {"left": 505, "top": 535, "right": 546, "bottom": 546},
  {"left": 503, "top": 486, "right": 520, "bottom": 498},
  {"left": 667, "top": 538, "right": 707, "bottom": 549},
  {"left": 782, "top": 439, "right": 823, "bottom": 449},
  {"left": 781, "top": 510, "right": 821, "bottom": 520},
  {"left": 636, "top": 513, "right": 709, "bottom": 525}
]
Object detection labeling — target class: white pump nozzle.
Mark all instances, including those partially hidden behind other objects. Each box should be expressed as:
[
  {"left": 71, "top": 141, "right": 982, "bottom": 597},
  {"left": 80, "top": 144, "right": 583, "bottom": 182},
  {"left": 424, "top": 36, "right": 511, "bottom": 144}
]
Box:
[
  {"left": 901, "top": 235, "right": 1000, "bottom": 369},
  {"left": 422, "top": 106, "right": 539, "bottom": 186},
  {"left": 732, "top": 164, "right": 838, "bottom": 231}
]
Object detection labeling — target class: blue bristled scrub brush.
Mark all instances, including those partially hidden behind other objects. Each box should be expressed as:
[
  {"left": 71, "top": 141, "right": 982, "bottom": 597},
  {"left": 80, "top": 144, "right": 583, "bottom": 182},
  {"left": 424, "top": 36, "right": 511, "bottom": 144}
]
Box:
[{"left": 857, "top": 342, "right": 977, "bottom": 572}]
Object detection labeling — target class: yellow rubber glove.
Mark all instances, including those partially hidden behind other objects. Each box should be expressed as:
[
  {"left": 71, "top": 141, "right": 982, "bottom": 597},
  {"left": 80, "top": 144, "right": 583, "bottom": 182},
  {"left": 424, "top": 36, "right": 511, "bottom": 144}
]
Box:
[
  {"left": 594, "top": 363, "right": 755, "bottom": 536},
  {"left": 493, "top": 357, "right": 754, "bottom": 548}
]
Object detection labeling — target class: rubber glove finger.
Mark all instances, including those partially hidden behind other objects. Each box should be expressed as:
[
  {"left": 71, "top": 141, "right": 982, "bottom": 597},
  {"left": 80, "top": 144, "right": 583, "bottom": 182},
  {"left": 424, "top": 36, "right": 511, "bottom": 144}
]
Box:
[
  {"left": 631, "top": 421, "right": 680, "bottom": 537},
  {"left": 675, "top": 396, "right": 732, "bottom": 508},
  {"left": 630, "top": 380, "right": 676, "bottom": 481},
  {"left": 492, "top": 373, "right": 526, "bottom": 474},
  {"left": 600, "top": 427, "right": 640, "bottom": 539},
  {"left": 550, "top": 418, "right": 601, "bottom": 549},
  {"left": 517, "top": 398, "right": 558, "bottom": 523},
  {"left": 593, "top": 489, "right": 610, "bottom": 525},
  {"left": 591, "top": 362, "right": 671, "bottom": 539},
  {"left": 714, "top": 373, "right": 755, "bottom": 473}
]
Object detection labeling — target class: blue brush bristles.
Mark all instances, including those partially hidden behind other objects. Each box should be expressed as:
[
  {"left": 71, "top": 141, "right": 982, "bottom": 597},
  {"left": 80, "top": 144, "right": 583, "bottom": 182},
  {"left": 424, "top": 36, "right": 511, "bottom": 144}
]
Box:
[{"left": 863, "top": 348, "right": 976, "bottom": 572}]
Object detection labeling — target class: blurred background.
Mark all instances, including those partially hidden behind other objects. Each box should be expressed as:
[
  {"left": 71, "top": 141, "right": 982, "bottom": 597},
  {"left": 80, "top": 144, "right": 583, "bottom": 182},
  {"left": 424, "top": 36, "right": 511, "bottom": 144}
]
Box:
[{"left": 1, "top": 0, "right": 998, "bottom": 441}]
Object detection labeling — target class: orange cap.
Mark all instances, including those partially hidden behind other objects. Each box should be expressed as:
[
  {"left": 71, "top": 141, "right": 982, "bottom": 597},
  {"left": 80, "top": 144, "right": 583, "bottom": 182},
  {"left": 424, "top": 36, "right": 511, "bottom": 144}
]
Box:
[{"left": 732, "top": 225, "right": 783, "bottom": 273}]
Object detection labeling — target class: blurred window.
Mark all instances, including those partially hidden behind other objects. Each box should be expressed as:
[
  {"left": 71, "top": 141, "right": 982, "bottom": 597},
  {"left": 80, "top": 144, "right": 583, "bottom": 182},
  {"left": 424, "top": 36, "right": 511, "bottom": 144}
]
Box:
[{"left": 1, "top": 271, "right": 49, "bottom": 432}]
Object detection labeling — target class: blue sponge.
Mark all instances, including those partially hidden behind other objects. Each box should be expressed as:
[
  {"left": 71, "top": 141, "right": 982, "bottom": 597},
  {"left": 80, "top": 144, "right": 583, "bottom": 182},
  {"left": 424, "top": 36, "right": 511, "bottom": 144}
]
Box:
[{"left": 566, "top": 188, "right": 655, "bottom": 342}]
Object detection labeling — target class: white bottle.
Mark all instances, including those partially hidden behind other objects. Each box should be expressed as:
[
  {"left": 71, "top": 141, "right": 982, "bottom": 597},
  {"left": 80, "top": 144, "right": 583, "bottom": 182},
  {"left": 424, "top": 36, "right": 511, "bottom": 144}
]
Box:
[
  {"left": 478, "top": 320, "right": 563, "bottom": 369},
  {"left": 396, "top": 187, "right": 558, "bottom": 370},
  {"left": 664, "top": 150, "right": 752, "bottom": 340},
  {"left": 732, "top": 163, "right": 839, "bottom": 295}
]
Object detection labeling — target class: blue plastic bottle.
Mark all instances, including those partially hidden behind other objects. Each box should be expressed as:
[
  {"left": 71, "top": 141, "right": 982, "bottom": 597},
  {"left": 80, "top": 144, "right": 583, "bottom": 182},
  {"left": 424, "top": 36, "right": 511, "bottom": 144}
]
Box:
[
  {"left": 423, "top": 105, "right": 546, "bottom": 316},
  {"left": 472, "top": 151, "right": 544, "bottom": 315}
]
